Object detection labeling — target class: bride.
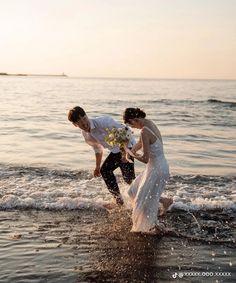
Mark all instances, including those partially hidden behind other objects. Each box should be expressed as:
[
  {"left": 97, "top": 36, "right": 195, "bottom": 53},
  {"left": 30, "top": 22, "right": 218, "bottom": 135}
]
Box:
[{"left": 123, "top": 108, "right": 173, "bottom": 235}]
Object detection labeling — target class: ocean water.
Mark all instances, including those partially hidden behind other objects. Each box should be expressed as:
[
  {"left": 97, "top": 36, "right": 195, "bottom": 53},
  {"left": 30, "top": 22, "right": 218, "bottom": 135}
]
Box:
[
  {"left": 0, "top": 76, "right": 235, "bottom": 210},
  {"left": 0, "top": 76, "right": 235, "bottom": 175},
  {"left": 0, "top": 76, "right": 235, "bottom": 282}
]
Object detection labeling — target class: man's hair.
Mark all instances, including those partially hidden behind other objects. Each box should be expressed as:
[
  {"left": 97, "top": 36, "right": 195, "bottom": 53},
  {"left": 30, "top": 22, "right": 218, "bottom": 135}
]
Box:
[{"left": 68, "top": 106, "right": 86, "bottom": 123}]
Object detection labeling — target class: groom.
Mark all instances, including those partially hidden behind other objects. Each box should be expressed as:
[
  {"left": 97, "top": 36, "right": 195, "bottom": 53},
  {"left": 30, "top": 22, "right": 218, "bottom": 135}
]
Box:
[{"left": 68, "top": 106, "right": 136, "bottom": 205}]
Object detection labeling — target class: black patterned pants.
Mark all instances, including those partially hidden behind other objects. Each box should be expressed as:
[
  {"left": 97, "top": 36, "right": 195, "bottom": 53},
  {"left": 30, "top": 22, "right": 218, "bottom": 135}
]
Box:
[{"left": 100, "top": 151, "right": 135, "bottom": 199}]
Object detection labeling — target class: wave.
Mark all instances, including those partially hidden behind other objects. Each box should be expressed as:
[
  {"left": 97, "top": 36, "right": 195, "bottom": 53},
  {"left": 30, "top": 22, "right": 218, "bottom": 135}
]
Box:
[
  {"left": 0, "top": 164, "right": 235, "bottom": 213},
  {"left": 106, "top": 98, "right": 236, "bottom": 108},
  {"left": 0, "top": 164, "right": 92, "bottom": 180},
  {"left": 207, "top": 99, "right": 236, "bottom": 107},
  {"left": 1, "top": 164, "right": 235, "bottom": 183},
  {"left": 0, "top": 164, "right": 235, "bottom": 244}
]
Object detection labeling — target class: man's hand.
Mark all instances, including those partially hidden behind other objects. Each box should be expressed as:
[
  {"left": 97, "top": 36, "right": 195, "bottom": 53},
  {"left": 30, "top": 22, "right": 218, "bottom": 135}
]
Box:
[
  {"left": 94, "top": 152, "right": 102, "bottom": 177},
  {"left": 93, "top": 167, "right": 101, "bottom": 177}
]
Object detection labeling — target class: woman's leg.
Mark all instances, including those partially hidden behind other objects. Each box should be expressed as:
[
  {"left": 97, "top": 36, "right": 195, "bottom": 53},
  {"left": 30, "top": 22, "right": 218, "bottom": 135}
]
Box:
[{"left": 159, "top": 197, "right": 173, "bottom": 216}]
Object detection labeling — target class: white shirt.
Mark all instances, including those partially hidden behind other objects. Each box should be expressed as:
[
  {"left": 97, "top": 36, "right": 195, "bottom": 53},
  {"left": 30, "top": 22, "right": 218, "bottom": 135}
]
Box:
[{"left": 82, "top": 116, "right": 136, "bottom": 154}]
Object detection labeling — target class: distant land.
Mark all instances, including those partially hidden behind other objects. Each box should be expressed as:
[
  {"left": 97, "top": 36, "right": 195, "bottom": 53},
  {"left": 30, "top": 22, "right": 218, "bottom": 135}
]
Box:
[{"left": 0, "top": 72, "right": 67, "bottom": 77}]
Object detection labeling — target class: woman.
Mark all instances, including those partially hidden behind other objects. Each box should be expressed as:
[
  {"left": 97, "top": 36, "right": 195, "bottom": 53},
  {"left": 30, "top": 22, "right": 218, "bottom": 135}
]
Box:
[{"left": 123, "top": 108, "right": 172, "bottom": 234}]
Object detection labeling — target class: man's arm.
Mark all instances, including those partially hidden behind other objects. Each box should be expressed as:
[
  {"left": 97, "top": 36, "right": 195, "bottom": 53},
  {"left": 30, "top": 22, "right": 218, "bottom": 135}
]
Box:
[
  {"left": 94, "top": 152, "right": 103, "bottom": 177},
  {"left": 82, "top": 130, "right": 104, "bottom": 176}
]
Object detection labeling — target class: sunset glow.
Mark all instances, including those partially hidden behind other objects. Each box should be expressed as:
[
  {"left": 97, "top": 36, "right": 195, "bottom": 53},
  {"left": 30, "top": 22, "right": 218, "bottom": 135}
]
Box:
[{"left": 0, "top": 0, "right": 235, "bottom": 79}]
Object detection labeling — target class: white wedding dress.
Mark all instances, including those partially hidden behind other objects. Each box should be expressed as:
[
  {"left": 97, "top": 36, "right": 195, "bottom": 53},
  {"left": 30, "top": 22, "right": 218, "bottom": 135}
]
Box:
[{"left": 127, "top": 126, "right": 169, "bottom": 233}]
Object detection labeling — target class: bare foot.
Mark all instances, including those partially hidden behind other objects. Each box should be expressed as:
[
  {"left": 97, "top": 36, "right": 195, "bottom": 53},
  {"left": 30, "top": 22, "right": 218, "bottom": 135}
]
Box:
[
  {"left": 159, "top": 197, "right": 173, "bottom": 216},
  {"left": 142, "top": 224, "right": 165, "bottom": 236},
  {"left": 159, "top": 203, "right": 165, "bottom": 217}
]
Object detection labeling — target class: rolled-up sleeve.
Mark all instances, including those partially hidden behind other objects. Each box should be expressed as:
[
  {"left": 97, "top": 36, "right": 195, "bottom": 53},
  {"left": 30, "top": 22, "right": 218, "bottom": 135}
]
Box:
[
  {"left": 82, "top": 131, "right": 104, "bottom": 154},
  {"left": 92, "top": 143, "right": 103, "bottom": 154}
]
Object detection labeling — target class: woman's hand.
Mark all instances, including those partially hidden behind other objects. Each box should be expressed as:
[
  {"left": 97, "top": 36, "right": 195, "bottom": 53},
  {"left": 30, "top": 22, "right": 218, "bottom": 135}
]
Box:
[
  {"left": 124, "top": 145, "right": 136, "bottom": 158},
  {"left": 124, "top": 136, "right": 147, "bottom": 164},
  {"left": 121, "top": 149, "right": 133, "bottom": 163}
]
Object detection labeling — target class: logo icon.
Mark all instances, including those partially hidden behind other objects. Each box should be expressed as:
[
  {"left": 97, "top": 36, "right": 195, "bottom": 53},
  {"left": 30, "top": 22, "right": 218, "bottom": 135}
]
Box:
[{"left": 172, "top": 273, "right": 178, "bottom": 279}]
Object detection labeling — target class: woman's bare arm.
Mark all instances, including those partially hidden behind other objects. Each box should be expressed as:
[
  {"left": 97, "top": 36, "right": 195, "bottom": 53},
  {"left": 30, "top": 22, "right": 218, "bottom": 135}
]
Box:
[
  {"left": 132, "top": 129, "right": 150, "bottom": 164},
  {"left": 131, "top": 137, "right": 142, "bottom": 153}
]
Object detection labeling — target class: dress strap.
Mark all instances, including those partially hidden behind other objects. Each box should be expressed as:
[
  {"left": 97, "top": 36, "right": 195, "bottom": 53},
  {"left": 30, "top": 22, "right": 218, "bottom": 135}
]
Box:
[{"left": 143, "top": 126, "right": 158, "bottom": 138}]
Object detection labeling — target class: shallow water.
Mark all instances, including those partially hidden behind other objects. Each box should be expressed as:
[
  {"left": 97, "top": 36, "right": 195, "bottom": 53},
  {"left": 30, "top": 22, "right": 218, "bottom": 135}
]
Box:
[
  {"left": 0, "top": 166, "right": 235, "bottom": 282},
  {"left": 0, "top": 210, "right": 235, "bottom": 283}
]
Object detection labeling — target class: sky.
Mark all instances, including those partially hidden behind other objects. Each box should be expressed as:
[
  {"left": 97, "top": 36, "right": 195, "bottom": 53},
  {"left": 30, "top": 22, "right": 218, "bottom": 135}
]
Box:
[{"left": 0, "top": 0, "right": 236, "bottom": 79}]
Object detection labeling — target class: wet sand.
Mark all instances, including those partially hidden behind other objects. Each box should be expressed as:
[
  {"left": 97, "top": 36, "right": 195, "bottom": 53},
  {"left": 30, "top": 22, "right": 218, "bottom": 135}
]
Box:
[{"left": 0, "top": 209, "right": 235, "bottom": 283}]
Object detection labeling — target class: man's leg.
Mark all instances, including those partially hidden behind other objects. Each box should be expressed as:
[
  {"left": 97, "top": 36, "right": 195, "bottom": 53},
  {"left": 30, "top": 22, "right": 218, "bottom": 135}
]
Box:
[
  {"left": 119, "top": 157, "right": 135, "bottom": 185},
  {"left": 100, "top": 152, "right": 123, "bottom": 204}
]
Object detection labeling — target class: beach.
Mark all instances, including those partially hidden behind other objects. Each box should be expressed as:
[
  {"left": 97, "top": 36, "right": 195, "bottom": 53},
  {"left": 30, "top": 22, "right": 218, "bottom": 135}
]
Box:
[
  {"left": 1, "top": 208, "right": 235, "bottom": 283},
  {"left": 0, "top": 166, "right": 235, "bottom": 282},
  {"left": 0, "top": 77, "right": 235, "bottom": 282}
]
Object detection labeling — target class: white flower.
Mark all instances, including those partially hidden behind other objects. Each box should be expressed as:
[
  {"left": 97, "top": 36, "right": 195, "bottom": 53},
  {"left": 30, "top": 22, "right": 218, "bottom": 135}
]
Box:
[{"left": 105, "top": 127, "right": 132, "bottom": 149}]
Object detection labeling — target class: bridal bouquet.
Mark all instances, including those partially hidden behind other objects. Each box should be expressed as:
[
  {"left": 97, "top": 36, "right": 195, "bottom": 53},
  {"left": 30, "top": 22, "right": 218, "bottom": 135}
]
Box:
[{"left": 105, "top": 127, "right": 133, "bottom": 162}]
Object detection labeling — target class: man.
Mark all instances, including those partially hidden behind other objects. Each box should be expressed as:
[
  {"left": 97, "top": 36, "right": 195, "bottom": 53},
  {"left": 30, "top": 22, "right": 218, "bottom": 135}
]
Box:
[{"left": 68, "top": 106, "right": 135, "bottom": 205}]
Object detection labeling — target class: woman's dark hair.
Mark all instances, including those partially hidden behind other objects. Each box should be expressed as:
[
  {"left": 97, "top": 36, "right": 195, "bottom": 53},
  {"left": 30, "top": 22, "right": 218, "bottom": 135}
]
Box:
[
  {"left": 68, "top": 106, "right": 86, "bottom": 123},
  {"left": 123, "top": 108, "right": 146, "bottom": 124}
]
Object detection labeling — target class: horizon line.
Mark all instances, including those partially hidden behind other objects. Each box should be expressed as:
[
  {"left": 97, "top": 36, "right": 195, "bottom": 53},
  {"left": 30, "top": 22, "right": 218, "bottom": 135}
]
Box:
[
  {"left": 1, "top": 73, "right": 235, "bottom": 81},
  {"left": 71, "top": 76, "right": 236, "bottom": 81}
]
